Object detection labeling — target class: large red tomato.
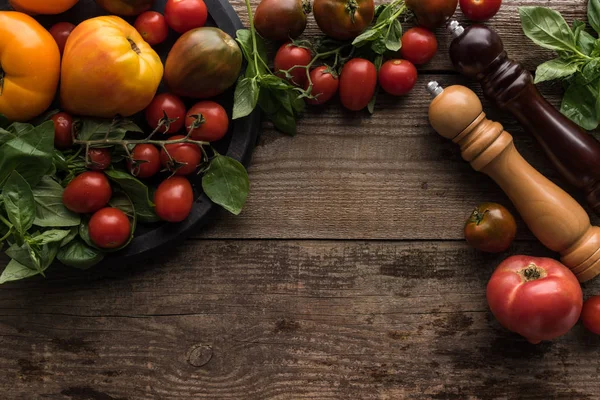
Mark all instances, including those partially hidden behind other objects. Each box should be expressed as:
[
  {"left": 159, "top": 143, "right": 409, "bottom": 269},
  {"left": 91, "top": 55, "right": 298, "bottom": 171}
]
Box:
[{"left": 486, "top": 256, "right": 583, "bottom": 344}]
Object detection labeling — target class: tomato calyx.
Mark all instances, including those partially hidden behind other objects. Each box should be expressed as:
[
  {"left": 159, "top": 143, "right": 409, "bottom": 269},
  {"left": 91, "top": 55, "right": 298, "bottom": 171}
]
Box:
[
  {"left": 470, "top": 208, "right": 489, "bottom": 225},
  {"left": 345, "top": 0, "right": 360, "bottom": 23},
  {"left": 517, "top": 263, "right": 547, "bottom": 282},
  {"left": 188, "top": 114, "right": 207, "bottom": 130},
  {"left": 302, "top": 0, "right": 312, "bottom": 15},
  {"left": 127, "top": 38, "right": 141, "bottom": 55}
]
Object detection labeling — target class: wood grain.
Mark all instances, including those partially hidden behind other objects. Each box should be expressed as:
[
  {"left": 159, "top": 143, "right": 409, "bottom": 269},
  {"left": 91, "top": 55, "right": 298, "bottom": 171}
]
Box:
[{"left": 1, "top": 240, "right": 600, "bottom": 400}]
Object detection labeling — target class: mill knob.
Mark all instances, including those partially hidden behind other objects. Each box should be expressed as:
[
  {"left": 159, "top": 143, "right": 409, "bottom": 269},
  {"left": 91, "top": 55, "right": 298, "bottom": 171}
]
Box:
[{"left": 428, "top": 82, "right": 600, "bottom": 282}]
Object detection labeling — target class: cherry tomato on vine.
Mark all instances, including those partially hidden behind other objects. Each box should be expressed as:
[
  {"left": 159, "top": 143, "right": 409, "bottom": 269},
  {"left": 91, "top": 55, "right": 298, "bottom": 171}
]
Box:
[
  {"left": 582, "top": 296, "right": 600, "bottom": 335},
  {"left": 134, "top": 11, "right": 169, "bottom": 46},
  {"left": 464, "top": 202, "right": 517, "bottom": 253},
  {"left": 51, "top": 112, "right": 74, "bottom": 150},
  {"left": 339, "top": 58, "right": 377, "bottom": 111},
  {"left": 164, "top": 0, "right": 208, "bottom": 34},
  {"left": 49, "top": 22, "right": 76, "bottom": 55},
  {"left": 63, "top": 171, "right": 112, "bottom": 214},
  {"left": 460, "top": 0, "right": 502, "bottom": 22},
  {"left": 89, "top": 208, "right": 131, "bottom": 249},
  {"left": 274, "top": 42, "right": 312, "bottom": 87},
  {"left": 186, "top": 101, "right": 229, "bottom": 142},
  {"left": 88, "top": 148, "right": 112, "bottom": 171},
  {"left": 129, "top": 144, "right": 161, "bottom": 179},
  {"left": 160, "top": 135, "right": 203, "bottom": 176},
  {"left": 145, "top": 93, "right": 186, "bottom": 134},
  {"left": 305, "top": 66, "right": 339, "bottom": 105},
  {"left": 400, "top": 27, "right": 438, "bottom": 65},
  {"left": 154, "top": 176, "right": 194, "bottom": 222},
  {"left": 378, "top": 59, "right": 418, "bottom": 96}
]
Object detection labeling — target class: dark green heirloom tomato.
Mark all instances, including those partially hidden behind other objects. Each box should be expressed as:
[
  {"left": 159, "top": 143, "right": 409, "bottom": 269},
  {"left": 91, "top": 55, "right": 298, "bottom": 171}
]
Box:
[
  {"left": 406, "top": 0, "right": 458, "bottom": 29},
  {"left": 95, "top": 0, "right": 154, "bottom": 16},
  {"left": 464, "top": 202, "right": 517, "bottom": 253},
  {"left": 313, "top": 0, "right": 375, "bottom": 41},
  {"left": 254, "top": 0, "right": 309, "bottom": 41}
]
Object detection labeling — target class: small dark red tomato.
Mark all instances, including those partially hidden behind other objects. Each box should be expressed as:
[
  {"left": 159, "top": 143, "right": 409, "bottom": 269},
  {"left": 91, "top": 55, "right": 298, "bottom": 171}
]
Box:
[
  {"left": 88, "top": 148, "right": 112, "bottom": 171},
  {"left": 134, "top": 11, "right": 169, "bottom": 46},
  {"left": 582, "top": 296, "right": 600, "bottom": 335},
  {"left": 378, "top": 59, "right": 418, "bottom": 96},
  {"left": 160, "top": 135, "right": 203, "bottom": 176},
  {"left": 49, "top": 22, "right": 76, "bottom": 55},
  {"left": 129, "top": 144, "right": 161, "bottom": 179},
  {"left": 89, "top": 208, "right": 131, "bottom": 249},
  {"left": 400, "top": 27, "right": 438, "bottom": 65},
  {"left": 63, "top": 171, "right": 112, "bottom": 214},
  {"left": 274, "top": 43, "right": 312, "bottom": 87},
  {"left": 164, "top": 0, "right": 208, "bottom": 34},
  {"left": 305, "top": 66, "right": 339, "bottom": 105},
  {"left": 464, "top": 202, "right": 517, "bottom": 253},
  {"left": 154, "top": 176, "right": 194, "bottom": 222},
  {"left": 186, "top": 101, "right": 229, "bottom": 142},
  {"left": 339, "top": 58, "right": 377, "bottom": 111},
  {"left": 459, "top": 0, "right": 502, "bottom": 22},
  {"left": 51, "top": 112, "right": 74, "bottom": 150},
  {"left": 145, "top": 93, "right": 186, "bottom": 134}
]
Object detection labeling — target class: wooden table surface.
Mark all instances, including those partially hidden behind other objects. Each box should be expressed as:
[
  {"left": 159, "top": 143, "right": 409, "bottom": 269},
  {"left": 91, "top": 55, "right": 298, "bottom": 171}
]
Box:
[{"left": 3, "top": 1, "right": 600, "bottom": 399}]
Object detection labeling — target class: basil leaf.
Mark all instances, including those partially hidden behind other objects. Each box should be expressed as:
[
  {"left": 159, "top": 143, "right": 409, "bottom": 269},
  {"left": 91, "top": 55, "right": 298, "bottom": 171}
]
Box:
[
  {"left": 371, "top": 36, "right": 387, "bottom": 54},
  {"left": 589, "top": 0, "right": 600, "bottom": 34},
  {"left": 581, "top": 59, "right": 600, "bottom": 84},
  {"left": 32, "top": 176, "right": 80, "bottom": 227},
  {"left": 384, "top": 20, "right": 403, "bottom": 53},
  {"left": 519, "top": 7, "right": 577, "bottom": 52},
  {"left": 534, "top": 58, "right": 579, "bottom": 83},
  {"left": 561, "top": 83, "right": 599, "bottom": 130},
  {"left": 79, "top": 218, "right": 96, "bottom": 249},
  {"left": 572, "top": 20, "right": 595, "bottom": 55},
  {"left": 353, "top": 29, "right": 381, "bottom": 46},
  {"left": 0, "top": 114, "right": 8, "bottom": 129},
  {"left": 104, "top": 169, "right": 159, "bottom": 223},
  {"left": 270, "top": 109, "right": 297, "bottom": 135},
  {"left": 202, "top": 155, "right": 250, "bottom": 215},
  {"left": 3, "top": 171, "right": 35, "bottom": 234},
  {"left": 60, "top": 226, "right": 79, "bottom": 247},
  {"left": 233, "top": 77, "right": 260, "bottom": 120},
  {"left": 6, "top": 243, "right": 40, "bottom": 271},
  {"left": 260, "top": 75, "right": 294, "bottom": 91},
  {"left": 77, "top": 118, "right": 142, "bottom": 141},
  {"left": 57, "top": 239, "right": 104, "bottom": 270},
  {"left": 29, "top": 229, "right": 70, "bottom": 246},
  {"left": 7, "top": 122, "right": 34, "bottom": 137},
  {"left": 258, "top": 89, "right": 280, "bottom": 115},
  {"left": 0, "top": 259, "right": 39, "bottom": 284},
  {"left": 36, "top": 242, "right": 60, "bottom": 271}
]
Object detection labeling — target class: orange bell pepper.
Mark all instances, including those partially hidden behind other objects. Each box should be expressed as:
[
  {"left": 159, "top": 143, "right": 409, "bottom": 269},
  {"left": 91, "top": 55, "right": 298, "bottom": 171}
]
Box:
[
  {"left": 0, "top": 12, "right": 61, "bottom": 122},
  {"left": 9, "top": 0, "right": 79, "bottom": 15}
]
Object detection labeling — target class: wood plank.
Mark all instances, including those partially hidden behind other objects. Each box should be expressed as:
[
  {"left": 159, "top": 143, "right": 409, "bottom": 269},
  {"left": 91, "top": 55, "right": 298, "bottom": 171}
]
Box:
[
  {"left": 198, "top": 75, "right": 598, "bottom": 240},
  {"left": 1, "top": 240, "right": 599, "bottom": 399}
]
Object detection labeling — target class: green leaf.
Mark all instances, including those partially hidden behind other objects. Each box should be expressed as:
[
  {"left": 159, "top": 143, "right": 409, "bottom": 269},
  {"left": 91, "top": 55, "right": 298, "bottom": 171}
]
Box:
[
  {"left": 32, "top": 176, "right": 81, "bottom": 227},
  {"left": 519, "top": 7, "right": 577, "bottom": 52},
  {"left": 384, "top": 20, "right": 403, "bottom": 53},
  {"left": 375, "top": 4, "right": 394, "bottom": 24},
  {"left": 57, "top": 239, "right": 104, "bottom": 270},
  {"left": 6, "top": 242, "right": 40, "bottom": 271},
  {"left": 269, "top": 109, "right": 297, "bottom": 135},
  {"left": 368, "top": 56, "right": 383, "bottom": 115},
  {"left": 0, "top": 114, "right": 8, "bottom": 128},
  {"left": 561, "top": 83, "right": 599, "bottom": 130},
  {"left": 202, "top": 155, "right": 250, "bottom": 215},
  {"left": 3, "top": 171, "right": 35, "bottom": 234},
  {"left": 60, "top": 226, "right": 79, "bottom": 247},
  {"left": 233, "top": 77, "right": 260, "bottom": 120},
  {"left": 7, "top": 122, "right": 34, "bottom": 137},
  {"left": 260, "top": 75, "right": 294, "bottom": 91},
  {"left": 29, "top": 230, "right": 70, "bottom": 246},
  {"left": 589, "top": 0, "right": 600, "bottom": 34},
  {"left": 352, "top": 29, "right": 381, "bottom": 46},
  {"left": 581, "top": 59, "right": 600, "bottom": 84},
  {"left": 79, "top": 218, "right": 96, "bottom": 249},
  {"left": 104, "top": 169, "right": 159, "bottom": 223},
  {"left": 77, "top": 118, "right": 142, "bottom": 141},
  {"left": 534, "top": 58, "right": 579, "bottom": 83},
  {"left": 572, "top": 20, "right": 595, "bottom": 55},
  {"left": 0, "top": 260, "right": 39, "bottom": 284},
  {"left": 236, "top": 29, "right": 269, "bottom": 77},
  {"left": 371, "top": 37, "right": 388, "bottom": 54}
]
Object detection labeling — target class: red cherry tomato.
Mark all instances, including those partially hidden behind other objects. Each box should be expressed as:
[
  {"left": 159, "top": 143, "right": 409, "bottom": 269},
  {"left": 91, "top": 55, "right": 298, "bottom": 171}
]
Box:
[
  {"left": 160, "top": 135, "right": 203, "bottom": 176},
  {"left": 134, "top": 11, "right": 169, "bottom": 46},
  {"left": 63, "top": 171, "right": 112, "bottom": 214},
  {"left": 88, "top": 148, "right": 112, "bottom": 171},
  {"left": 49, "top": 22, "right": 76, "bottom": 55},
  {"left": 459, "top": 0, "right": 502, "bottom": 22},
  {"left": 378, "top": 59, "right": 418, "bottom": 96},
  {"left": 305, "top": 66, "right": 339, "bottom": 105},
  {"left": 88, "top": 208, "right": 131, "bottom": 249},
  {"left": 487, "top": 256, "right": 583, "bottom": 344},
  {"left": 51, "top": 112, "right": 74, "bottom": 150},
  {"left": 274, "top": 42, "right": 312, "bottom": 87},
  {"left": 186, "top": 101, "right": 229, "bottom": 142},
  {"left": 339, "top": 58, "right": 377, "bottom": 111},
  {"left": 164, "top": 0, "right": 208, "bottom": 34},
  {"left": 400, "top": 27, "right": 438, "bottom": 65},
  {"left": 582, "top": 296, "right": 600, "bottom": 335},
  {"left": 154, "top": 176, "right": 194, "bottom": 222},
  {"left": 145, "top": 93, "right": 186, "bottom": 135},
  {"left": 129, "top": 144, "right": 161, "bottom": 179}
]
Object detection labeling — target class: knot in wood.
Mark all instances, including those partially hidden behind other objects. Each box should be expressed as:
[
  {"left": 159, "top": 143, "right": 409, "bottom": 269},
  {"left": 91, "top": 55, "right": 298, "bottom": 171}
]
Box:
[{"left": 187, "top": 345, "right": 213, "bottom": 368}]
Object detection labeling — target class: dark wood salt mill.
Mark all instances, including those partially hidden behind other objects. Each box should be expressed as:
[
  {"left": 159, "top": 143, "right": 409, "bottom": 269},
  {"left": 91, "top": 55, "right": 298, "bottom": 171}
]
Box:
[{"left": 448, "top": 21, "right": 600, "bottom": 215}]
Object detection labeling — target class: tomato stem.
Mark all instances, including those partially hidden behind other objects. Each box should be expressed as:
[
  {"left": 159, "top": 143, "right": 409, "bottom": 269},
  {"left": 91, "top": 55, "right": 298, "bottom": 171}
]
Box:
[
  {"left": 470, "top": 209, "right": 489, "bottom": 225},
  {"left": 518, "top": 264, "right": 547, "bottom": 282},
  {"left": 0, "top": 214, "right": 12, "bottom": 229},
  {"left": 244, "top": 0, "right": 261, "bottom": 81},
  {"left": 0, "top": 226, "right": 12, "bottom": 243},
  {"left": 346, "top": 0, "right": 359, "bottom": 24}
]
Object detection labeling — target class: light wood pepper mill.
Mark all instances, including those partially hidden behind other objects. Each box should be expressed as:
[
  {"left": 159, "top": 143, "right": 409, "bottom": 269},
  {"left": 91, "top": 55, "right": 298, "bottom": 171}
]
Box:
[
  {"left": 427, "top": 82, "right": 600, "bottom": 282},
  {"left": 448, "top": 22, "right": 600, "bottom": 215}
]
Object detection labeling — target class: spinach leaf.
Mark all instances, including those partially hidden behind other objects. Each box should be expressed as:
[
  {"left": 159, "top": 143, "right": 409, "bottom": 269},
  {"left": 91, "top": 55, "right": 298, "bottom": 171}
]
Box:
[
  {"left": 57, "top": 239, "right": 104, "bottom": 270},
  {"left": 105, "top": 169, "right": 159, "bottom": 223},
  {"left": 561, "top": 83, "right": 599, "bottom": 130},
  {"left": 32, "top": 176, "right": 80, "bottom": 227},
  {"left": 202, "top": 154, "right": 250, "bottom": 215},
  {"left": 519, "top": 7, "right": 577, "bottom": 52},
  {"left": 589, "top": 0, "right": 600, "bottom": 34},
  {"left": 233, "top": 77, "right": 260, "bottom": 119},
  {"left": 3, "top": 171, "right": 35, "bottom": 234},
  {"left": 0, "top": 259, "right": 39, "bottom": 284},
  {"left": 534, "top": 58, "right": 579, "bottom": 83}
]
